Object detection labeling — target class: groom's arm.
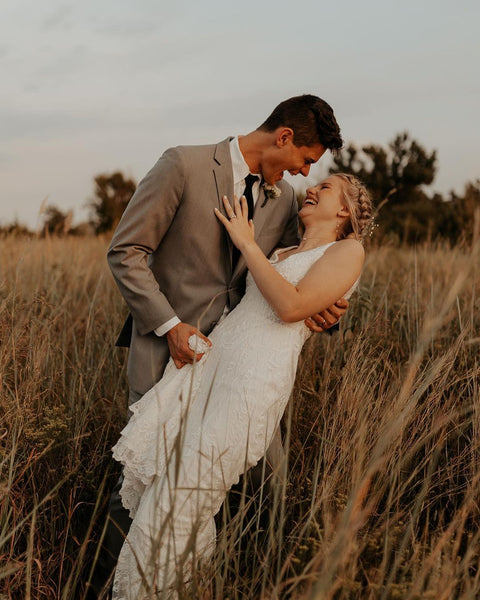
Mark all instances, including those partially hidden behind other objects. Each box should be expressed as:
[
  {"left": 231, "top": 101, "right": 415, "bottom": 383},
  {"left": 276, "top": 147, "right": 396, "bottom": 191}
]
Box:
[{"left": 107, "top": 147, "right": 185, "bottom": 336}]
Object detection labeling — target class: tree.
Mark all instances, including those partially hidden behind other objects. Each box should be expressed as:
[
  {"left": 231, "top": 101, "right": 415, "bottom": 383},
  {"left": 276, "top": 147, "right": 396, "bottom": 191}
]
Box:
[
  {"left": 0, "top": 219, "right": 33, "bottom": 237},
  {"left": 330, "top": 132, "right": 440, "bottom": 242},
  {"left": 42, "top": 205, "right": 72, "bottom": 236},
  {"left": 88, "top": 171, "right": 136, "bottom": 234},
  {"left": 450, "top": 179, "right": 480, "bottom": 243},
  {"left": 330, "top": 132, "right": 437, "bottom": 205}
]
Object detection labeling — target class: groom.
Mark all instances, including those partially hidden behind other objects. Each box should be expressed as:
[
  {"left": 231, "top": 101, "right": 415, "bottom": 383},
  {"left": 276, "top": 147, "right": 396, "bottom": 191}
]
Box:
[
  {"left": 93, "top": 94, "right": 345, "bottom": 596},
  {"left": 108, "top": 94, "right": 344, "bottom": 400}
]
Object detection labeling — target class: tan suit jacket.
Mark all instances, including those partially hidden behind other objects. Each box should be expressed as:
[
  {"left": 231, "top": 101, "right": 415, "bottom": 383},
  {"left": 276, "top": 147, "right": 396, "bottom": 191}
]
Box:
[{"left": 107, "top": 138, "right": 300, "bottom": 396}]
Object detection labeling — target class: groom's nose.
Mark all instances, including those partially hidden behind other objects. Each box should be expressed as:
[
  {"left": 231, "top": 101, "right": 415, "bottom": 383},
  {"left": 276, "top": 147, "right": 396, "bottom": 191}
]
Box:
[
  {"left": 289, "top": 164, "right": 311, "bottom": 177},
  {"left": 300, "top": 164, "right": 311, "bottom": 177}
]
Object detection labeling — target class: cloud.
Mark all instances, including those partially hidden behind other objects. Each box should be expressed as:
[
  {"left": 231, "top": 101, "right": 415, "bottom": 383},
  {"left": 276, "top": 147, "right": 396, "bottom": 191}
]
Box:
[
  {"left": 42, "top": 5, "right": 73, "bottom": 31},
  {"left": 34, "top": 43, "right": 88, "bottom": 80},
  {"left": 157, "top": 91, "right": 284, "bottom": 132},
  {"left": 90, "top": 2, "right": 183, "bottom": 37},
  {"left": 93, "top": 19, "right": 157, "bottom": 36},
  {"left": 0, "top": 0, "right": 478, "bottom": 229},
  {"left": 0, "top": 151, "right": 15, "bottom": 165},
  {"left": 0, "top": 107, "right": 108, "bottom": 141}
]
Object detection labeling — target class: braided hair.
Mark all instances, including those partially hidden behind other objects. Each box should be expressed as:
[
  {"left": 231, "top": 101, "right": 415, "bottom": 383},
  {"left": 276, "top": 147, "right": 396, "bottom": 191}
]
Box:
[{"left": 333, "top": 173, "right": 373, "bottom": 243}]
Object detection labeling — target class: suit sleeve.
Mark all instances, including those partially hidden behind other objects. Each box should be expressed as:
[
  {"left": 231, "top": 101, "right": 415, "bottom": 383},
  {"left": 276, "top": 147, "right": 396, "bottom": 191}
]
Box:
[
  {"left": 107, "top": 147, "right": 185, "bottom": 336},
  {"left": 278, "top": 186, "right": 301, "bottom": 248}
]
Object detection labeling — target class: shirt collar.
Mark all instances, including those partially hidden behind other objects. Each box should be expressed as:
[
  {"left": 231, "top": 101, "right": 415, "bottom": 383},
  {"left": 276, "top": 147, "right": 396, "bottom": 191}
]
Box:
[{"left": 230, "top": 136, "right": 260, "bottom": 185}]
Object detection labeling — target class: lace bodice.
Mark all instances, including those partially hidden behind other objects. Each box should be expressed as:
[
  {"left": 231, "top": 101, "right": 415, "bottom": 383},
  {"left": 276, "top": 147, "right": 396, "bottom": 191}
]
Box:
[{"left": 240, "top": 242, "right": 336, "bottom": 325}]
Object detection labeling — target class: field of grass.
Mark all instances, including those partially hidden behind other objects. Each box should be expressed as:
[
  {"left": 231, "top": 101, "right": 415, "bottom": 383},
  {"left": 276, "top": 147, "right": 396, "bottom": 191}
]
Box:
[{"left": 1, "top": 234, "right": 479, "bottom": 599}]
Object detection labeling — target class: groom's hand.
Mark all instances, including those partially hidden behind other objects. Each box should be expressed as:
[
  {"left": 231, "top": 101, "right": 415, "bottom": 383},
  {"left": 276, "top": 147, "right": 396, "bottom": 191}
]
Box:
[
  {"left": 305, "top": 298, "right": 349, "bottom": 333},
  {"left": 166, "top": 322, "right": 212, "bottom": 369}
]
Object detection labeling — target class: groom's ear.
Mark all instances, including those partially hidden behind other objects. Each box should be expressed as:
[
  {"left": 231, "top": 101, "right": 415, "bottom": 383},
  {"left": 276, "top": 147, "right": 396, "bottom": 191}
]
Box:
[{"left": 276, "top": 127, "right": 294, "bottom": 147}]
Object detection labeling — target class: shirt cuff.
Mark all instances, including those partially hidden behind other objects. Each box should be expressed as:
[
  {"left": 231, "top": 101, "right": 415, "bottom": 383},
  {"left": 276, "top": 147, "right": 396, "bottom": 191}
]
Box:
[{"left": 154, "top": 317, "right": 181, "bottom": 337}]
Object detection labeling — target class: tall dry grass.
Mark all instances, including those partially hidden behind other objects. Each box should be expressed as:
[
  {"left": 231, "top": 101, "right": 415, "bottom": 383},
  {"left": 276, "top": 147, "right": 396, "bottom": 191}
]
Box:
[{"left": 0, "top": 235, "right": 479, "bottom": 599}]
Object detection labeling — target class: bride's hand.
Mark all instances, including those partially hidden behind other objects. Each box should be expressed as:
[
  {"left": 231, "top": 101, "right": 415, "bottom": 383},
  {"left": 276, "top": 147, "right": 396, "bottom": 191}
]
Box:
[{"left": 214, "top": 195, "right": 255, "bottom": 252}]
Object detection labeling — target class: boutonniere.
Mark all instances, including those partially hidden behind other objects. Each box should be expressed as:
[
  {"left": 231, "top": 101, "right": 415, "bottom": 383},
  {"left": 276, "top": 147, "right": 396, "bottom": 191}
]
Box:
[{"left": 260, "top": 182, "right": 282, "bottom": 207}]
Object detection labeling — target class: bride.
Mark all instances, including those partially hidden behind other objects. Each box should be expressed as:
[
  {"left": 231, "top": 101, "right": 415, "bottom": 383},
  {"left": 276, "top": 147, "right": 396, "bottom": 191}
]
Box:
[{"left": 111, "top": 173, "right": 372, "bottom": 599}]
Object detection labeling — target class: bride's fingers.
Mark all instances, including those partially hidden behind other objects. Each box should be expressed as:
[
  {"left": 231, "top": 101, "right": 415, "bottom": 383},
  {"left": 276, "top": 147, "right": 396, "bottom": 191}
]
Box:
[
  {"left": 216, "top": 195, "right": 252, "bottom": 233},
  {"left": 216, "top": 197, "right": 246, "bottom": 224},
  {"left": 216, "top": 198, "right": 235, "bottom": 225},
  {"left": 214, "top": 207, "right": 229, "bottom": 226},
  {"left": 233, "top": 195, "right": 244, "bottom": 219},
  {"left": 239, "top": 195, "right": 249, "bottom": 218},
  {"left": 221, "top": 195, "right": 235, "bottom": 218},
  {"left": 214, "top": 207, "right": 228, "bottom": 225},
  {"left": 214, "top": 208, "right": 237, "bottom": 231}
]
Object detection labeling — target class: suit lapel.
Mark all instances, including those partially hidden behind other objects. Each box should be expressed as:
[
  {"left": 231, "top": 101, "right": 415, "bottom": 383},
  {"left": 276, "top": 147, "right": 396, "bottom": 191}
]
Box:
[
  {"left": 231, "top": 185, "right": 274, "bottom": 280},
  {"left": 212, "top": 138, "right": 235, "bottom": 272},
  {"left": 212, "top": 138, "right": 234, "bottom": 211},
  {"left": 213, "top": 141, "right": 281, "bottom": 281}
]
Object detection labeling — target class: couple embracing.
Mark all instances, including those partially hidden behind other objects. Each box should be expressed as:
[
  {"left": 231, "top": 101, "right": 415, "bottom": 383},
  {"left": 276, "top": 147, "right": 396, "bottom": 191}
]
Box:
[{"left": 95, "top": 94, "right": 373, "bottom": 598}]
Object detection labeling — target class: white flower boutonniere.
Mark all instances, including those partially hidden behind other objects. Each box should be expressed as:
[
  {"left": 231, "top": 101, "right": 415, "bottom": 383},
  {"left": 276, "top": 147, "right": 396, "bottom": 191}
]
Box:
[{"left": 261, "top": 182, "right": 282, "bottom": 207}]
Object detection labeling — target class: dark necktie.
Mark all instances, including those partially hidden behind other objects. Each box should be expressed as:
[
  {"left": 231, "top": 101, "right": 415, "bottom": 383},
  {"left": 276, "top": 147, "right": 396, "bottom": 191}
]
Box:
[
  {"left": 232, "top": 174, "right": 259, "bottom": 270},
  {"left": 243, "top": 173, "right": 259, "bottom": 220}
]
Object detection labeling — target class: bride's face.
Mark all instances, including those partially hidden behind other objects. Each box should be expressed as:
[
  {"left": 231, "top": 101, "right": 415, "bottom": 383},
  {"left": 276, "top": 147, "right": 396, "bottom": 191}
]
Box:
[{"left": 299, "top": 176, "right": 348, "bottom": 222}]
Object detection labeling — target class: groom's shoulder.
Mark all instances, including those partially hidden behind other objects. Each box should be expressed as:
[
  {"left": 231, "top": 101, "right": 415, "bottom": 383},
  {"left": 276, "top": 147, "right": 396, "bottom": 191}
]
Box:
[
  {"left": 165, "top": 138, "right": 231, "bottom": 164},
  {"left": 276, "top": 179, "right": 295, "bottom": 202}
]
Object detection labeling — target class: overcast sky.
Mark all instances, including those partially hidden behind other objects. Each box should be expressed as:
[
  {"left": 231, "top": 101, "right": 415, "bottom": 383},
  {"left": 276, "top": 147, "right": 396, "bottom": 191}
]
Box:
[{"left": 2, "top": 0, "right": 479, "bottom": 228}]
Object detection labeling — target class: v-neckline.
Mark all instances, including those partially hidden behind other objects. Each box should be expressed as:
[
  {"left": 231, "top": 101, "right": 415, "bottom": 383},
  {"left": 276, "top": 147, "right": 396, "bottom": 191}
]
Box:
[{"left": 271, "top": 242, "right": 336, "bottom": 264}]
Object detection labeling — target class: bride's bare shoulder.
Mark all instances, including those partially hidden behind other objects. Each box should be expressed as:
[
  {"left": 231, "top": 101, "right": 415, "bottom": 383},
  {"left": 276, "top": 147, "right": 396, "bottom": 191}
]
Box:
[
  {"left": 324, "top": 238, "right": 365, "bottom": 262},
  {"left": 329, "top": 237, "right": 364, "bottom": 253}
]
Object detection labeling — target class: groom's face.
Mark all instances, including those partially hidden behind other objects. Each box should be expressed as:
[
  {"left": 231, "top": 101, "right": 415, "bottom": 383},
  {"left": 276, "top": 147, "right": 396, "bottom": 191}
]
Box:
[{"left": 261, "top": 130, "right": 326, "bottom": 185}]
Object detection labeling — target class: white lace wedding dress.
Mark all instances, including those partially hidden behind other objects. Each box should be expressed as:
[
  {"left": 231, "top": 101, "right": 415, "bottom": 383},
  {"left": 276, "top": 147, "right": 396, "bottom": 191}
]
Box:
[{"left": 111, "top": 242, "right": 353, "bottom": 599}]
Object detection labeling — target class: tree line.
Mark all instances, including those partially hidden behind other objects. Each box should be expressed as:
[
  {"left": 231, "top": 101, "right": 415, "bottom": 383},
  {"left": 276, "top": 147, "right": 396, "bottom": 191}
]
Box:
[
  {"left": 2, "top": 132, "right": 479, "bottom": 244},
  {"left": 329, "top": 132, "right": 479, "bottom": 244}
]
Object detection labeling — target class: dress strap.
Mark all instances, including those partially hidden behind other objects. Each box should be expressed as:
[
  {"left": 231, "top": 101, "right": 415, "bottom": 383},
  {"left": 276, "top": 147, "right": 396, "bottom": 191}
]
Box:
[{"left": 269, "top": 246, "right": 298, "bottom": 263}]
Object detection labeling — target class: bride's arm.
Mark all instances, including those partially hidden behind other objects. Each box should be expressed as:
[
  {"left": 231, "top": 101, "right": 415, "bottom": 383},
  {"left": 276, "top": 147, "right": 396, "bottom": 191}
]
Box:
[{"left": 215, "top": 196, "right": 364, "bottom": 323}]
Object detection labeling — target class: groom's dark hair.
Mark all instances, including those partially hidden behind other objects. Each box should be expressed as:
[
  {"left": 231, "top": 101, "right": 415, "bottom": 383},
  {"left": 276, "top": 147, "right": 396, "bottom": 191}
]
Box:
[{"left": 258, "top": 94, "right": 343, "bottom": 152}]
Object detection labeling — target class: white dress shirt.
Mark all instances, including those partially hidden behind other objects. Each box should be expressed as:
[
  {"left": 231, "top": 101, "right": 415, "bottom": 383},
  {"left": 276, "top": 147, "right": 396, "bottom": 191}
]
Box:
[
  {"left": 229, "top": 136, "right": 262, "bottom": 205},
  {"left": 154, "top": 136, "right": 260, "bottom": 337}
]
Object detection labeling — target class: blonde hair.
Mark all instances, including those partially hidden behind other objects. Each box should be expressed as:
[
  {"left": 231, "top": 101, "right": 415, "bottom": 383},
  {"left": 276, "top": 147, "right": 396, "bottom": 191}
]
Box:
[{"left": 333, "top": 173, "right": 373, "bottom": 243}]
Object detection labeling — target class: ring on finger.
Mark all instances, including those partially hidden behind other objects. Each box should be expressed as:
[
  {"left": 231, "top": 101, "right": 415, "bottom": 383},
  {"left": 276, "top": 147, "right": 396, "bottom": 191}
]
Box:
[{"left": 229, "top": 215, "right": 237, "bottom": 220}]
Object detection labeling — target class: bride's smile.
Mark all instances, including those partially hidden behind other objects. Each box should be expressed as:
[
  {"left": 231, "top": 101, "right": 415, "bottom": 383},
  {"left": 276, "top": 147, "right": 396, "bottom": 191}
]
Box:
[
  {"left": 297, "top": 175, "right": 352, "bottom": 249},
  {"left": 300, "top": 177, "right": 345, "bottom": 216}
]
